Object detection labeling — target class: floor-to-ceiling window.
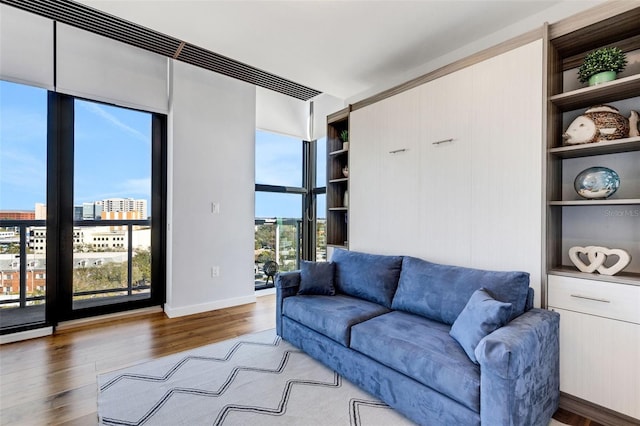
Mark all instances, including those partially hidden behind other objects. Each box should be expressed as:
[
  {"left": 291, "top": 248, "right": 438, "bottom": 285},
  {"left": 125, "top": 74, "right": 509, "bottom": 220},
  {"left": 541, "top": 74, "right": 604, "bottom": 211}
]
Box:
[
  {"left": 71, "top": 99, "right": 154, "bottom": 310},
  {"left": 254, "top": 130, "right": 326, "bottom": 289},
  {"left": 254, "top": 130, "right": 304, "bottom": 289},
  {"left": 0, "top": 81, "right": 48, "bottom": 330},
  {"left": 0, "top": 81, "right": 166, "bottom": 333},
  {"left": 50, "top": 93, "right": 166, "bottom": 322}
]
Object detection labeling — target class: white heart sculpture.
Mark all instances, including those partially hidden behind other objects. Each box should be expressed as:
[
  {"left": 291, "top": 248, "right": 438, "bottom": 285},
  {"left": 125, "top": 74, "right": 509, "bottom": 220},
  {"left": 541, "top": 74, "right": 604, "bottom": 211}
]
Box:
[
  {"left": 569, "top": 245, "right": 631, "bottom": 276},
  {"left": 587, "top": 247, "right": 632, "bottom": 276},
  {"left": 568, "top": 246, "right": 606, "bottom": 273}
]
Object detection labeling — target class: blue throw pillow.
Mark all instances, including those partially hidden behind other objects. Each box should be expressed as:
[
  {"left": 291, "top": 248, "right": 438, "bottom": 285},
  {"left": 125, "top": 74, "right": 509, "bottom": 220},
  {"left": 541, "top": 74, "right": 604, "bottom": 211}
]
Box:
[
  {"left": 450, "top": 288, "right": 512, "bottom": 364},
  {"left": 298, "top": 261, "right": 336, "bottom": 296}
]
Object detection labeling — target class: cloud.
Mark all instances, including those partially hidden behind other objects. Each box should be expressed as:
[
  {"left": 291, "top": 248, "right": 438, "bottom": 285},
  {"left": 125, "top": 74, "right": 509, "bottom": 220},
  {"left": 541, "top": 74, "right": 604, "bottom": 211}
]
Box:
[{"left": 78, "top": 102, "right": 149, "bottom": 144}]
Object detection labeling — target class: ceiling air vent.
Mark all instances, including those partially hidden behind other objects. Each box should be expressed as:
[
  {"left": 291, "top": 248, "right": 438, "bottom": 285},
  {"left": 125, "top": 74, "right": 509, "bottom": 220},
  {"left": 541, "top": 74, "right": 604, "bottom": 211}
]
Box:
[{"left": 1, "top": 0, "right": 322, "bottom": 101}]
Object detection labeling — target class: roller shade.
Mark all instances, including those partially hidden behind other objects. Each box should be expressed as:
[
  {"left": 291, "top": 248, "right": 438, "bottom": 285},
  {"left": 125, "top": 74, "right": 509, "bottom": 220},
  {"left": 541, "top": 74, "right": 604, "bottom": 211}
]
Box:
[
  {"left": 256, "top": 87, "right": 345, "bottom": 140},
  {"left": 56, "top": 23, "right": 168, "bottom": 114},
  {"left": 256, "top": 86, "right": 308, "bottom": 140},
  {"left": 0, "top": 4, "right": 54, "bottom": 90}
]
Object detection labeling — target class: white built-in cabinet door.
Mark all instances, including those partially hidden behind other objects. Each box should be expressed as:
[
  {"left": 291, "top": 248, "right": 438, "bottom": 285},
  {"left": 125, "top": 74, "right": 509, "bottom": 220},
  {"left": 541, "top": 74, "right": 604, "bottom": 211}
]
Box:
[
  {"left": 350, "top": 40, "right": 543, "bottom": 302},
  {"left": 418, "top": 68, "right": 473, "bottom": 264},
  {"left": 350, "top": 87, "right": 421, "bottom": 255},
  {"left": 552, "top": 307, "right": 640, "bottom": 419},
  {"left": 349, "top": 101, "right": 383, "bottom": 251}
]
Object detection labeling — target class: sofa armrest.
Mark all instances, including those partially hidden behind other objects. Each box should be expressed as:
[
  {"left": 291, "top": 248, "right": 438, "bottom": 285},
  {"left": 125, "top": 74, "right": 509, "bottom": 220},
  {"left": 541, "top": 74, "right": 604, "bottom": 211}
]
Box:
[
  {"left": 475, "top": 308, "right": 560, "bottom": 426},
  {"left": 275, "top": 271, "right": 300, "bottom": 336},
  {"left": 276, "top": 271, "right": 301, "bottom": 290}
]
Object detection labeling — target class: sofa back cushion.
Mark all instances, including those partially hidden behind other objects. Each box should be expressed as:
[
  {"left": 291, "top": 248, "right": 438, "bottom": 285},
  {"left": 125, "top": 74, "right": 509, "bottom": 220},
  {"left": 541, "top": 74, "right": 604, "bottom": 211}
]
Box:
[
  {"left": 391, "top": 256, "right": 530, "bottom": 324},
  {"left": 332, "top": 249, "right": 403, "bottom": 308}
]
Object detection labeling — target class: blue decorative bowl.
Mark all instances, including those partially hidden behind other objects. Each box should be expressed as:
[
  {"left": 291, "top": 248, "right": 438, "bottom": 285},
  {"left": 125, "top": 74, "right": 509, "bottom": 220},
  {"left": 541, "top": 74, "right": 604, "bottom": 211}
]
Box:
[{"left": 574, "top": 167, "right": 620, "bottom": 199}]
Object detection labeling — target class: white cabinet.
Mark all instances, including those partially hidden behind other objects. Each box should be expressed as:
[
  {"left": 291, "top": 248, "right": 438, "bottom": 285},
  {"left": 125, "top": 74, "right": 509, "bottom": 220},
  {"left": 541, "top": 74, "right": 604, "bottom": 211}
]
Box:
[
  {"left": 350, "top": 40, "right": 543, "bottom": 301},
  {"left": 548, "top": 275, "right": 640, "bottom": 419},
  {"left": 418, "top": 68, "right": 473, "bottom": 264}
]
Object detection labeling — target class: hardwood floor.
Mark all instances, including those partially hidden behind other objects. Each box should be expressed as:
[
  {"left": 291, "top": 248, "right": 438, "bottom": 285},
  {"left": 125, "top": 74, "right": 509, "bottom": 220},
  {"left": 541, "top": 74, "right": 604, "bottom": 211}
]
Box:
[{"left": 0, "top": 294, "right": 596, "bottom": 425}]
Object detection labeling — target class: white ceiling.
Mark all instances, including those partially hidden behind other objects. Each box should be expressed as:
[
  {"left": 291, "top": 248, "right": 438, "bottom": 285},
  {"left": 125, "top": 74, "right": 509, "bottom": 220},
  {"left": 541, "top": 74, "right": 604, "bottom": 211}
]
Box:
[{"left": 77, "top": 1, "right": 602, "bottom": 102}]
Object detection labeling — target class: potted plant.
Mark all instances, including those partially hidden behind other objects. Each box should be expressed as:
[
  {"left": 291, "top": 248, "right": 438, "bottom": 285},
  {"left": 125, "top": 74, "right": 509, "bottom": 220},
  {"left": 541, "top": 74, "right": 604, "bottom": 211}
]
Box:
[
  {"left": 340, "top": 130, "right": 349, "bottom": 150},
  {"left": 578, "top": 47, "right": 627, "bottom": 86}
]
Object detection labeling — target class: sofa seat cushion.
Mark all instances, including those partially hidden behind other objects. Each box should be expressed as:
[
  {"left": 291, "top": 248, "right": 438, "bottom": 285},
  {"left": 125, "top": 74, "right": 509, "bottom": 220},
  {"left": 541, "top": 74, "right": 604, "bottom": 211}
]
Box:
[
  {"left": 350, "top": 310, "right": 480, "bottom": 413},
  {"left": 282, "top": 295, "right": 390, "bottom": 347},
  {"left": 392, "top": 256, "right": 530, "bottom": 324}
]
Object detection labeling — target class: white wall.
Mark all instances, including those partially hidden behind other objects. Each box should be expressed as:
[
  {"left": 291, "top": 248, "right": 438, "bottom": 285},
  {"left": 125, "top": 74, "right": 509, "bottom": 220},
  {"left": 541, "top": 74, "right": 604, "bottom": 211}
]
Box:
[{"left": 165, "top": 60, "right": 257, "bottom": 317}]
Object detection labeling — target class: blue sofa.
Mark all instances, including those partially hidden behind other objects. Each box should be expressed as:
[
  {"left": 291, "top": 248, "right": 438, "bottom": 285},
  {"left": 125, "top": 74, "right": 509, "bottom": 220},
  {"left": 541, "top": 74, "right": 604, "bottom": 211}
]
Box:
[{"left": 276, "top": 249, "right": 559, "bottom": 426}]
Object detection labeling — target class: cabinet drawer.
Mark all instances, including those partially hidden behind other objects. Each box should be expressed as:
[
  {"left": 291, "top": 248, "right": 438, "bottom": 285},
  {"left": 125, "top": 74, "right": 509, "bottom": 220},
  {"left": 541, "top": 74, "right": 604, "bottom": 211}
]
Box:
[{"left": 548, "top": 275, "right": 640, "bottom": 324}]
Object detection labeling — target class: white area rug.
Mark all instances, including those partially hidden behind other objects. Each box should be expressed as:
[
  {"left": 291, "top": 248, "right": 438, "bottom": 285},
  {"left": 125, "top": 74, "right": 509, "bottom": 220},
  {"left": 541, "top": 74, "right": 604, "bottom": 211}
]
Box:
[{"left": 97, "top": 329, "right": 569, "bottom": 426}]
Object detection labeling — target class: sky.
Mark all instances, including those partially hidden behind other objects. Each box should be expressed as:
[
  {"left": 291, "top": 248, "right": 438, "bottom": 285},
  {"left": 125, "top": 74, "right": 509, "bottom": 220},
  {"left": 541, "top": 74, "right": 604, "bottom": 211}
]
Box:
[
  {"left": 0, "top": 80, "right": 326, "bottom": 220},
  {"left": 255, "top": 130, "right": 326, "bottom": 218}
]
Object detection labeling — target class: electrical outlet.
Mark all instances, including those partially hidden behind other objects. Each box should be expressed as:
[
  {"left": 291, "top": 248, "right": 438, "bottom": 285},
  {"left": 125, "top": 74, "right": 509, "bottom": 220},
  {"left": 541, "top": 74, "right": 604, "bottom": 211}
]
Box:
[
  {"left": 211, "top": 202, "right": 220, "bottom": 214},
  {"left": 211, "top": 266, "right": 220, "bottom": 278}
]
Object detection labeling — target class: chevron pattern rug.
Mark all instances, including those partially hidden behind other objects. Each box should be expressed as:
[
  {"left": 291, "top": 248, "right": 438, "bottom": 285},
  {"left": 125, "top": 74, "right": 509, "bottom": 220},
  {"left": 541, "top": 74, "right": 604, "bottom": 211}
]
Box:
[
  {"left": 97, "top": 329, "right": 413, "bottom": 425},
  {"left": 98, "top": 328, "right": 569, "bottom": 426}
]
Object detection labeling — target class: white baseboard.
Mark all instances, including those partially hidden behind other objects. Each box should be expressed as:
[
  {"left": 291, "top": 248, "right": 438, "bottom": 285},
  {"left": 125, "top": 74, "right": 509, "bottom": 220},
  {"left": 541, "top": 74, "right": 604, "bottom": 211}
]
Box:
[
  {"left": 56, "top": 306, "right": 164, "bottom": 331},
  {"left": 1, "top": 326, "right": 53, "bottom": 345},
  {"left": 164, "top": 295, "right": 257, "bottom": 318}
]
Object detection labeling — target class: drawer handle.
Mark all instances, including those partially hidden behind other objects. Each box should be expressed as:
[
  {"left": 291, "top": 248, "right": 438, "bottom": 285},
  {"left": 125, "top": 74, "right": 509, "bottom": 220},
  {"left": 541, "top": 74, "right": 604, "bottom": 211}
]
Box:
[
  {"left": 389, "top": 148, "right": 407, "bottom": 154},
  {"left": 570, "top": 294, "right": 610, "bottom": 303}
]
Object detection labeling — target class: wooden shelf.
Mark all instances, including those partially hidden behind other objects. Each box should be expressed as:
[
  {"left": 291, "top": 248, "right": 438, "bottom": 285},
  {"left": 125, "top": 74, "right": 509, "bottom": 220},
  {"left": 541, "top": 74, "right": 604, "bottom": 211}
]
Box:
[
  {"left": 329, "top": 177, "right": 348, "bottom": 184},
  {"left": 329, "top": 148, "right": 349, "bottom": 156},
  {"left": 549, "top": 267, "right": 640, "bottom": 287},
  {"left": 326, "top": 108, "right": 350, "bottom": 248},
  {"left": 327, "top": 243, "right": 348, "bottom": 249},
  {"left": 549, "top": 198, "right": 640, "bottom": 206},
  {"left": 549, "top": 136, "right": 640, "bottom": 158},
  {"left": 549, "top": 73, "right": 640, "bottom": 111}
]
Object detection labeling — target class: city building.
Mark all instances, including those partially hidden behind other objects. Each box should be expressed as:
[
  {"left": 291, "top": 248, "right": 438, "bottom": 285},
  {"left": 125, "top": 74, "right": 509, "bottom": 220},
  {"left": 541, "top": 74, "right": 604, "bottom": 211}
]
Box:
[
  {"left": 102, "top": 198, "right": 147, "bottom": 219},
  {"left": 34, "top": 203, "right": 46, "bottom": 220},
  {"left": 0, "top": 211, "right": 35, "bottom": 220}
]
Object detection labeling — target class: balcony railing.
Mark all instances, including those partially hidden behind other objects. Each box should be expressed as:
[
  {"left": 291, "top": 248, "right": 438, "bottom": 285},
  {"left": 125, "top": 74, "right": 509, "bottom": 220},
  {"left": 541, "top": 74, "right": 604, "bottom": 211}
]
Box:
[
  {"left": 0, "top": 219, "right": 45, "bottom": 309},
  {"left": 0, "top": 219, "right": 151, "bottom": 312}
]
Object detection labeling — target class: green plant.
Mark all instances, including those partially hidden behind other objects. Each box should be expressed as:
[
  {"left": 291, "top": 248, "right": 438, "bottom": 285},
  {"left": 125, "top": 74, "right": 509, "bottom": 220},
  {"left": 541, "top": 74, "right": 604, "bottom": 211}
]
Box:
[
  {"left": 578, "top": 47, "right": 627, "bottom": 83},
  {"left": 339, "top": 129, "right": 349, "bottom": 142}
]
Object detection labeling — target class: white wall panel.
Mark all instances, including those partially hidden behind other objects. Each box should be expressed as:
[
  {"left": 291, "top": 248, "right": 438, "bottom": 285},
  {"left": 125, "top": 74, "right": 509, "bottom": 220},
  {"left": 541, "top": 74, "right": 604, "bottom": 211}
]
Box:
[
  {"left": 167, "top": 60, "right": 256, "bottom": 316},
  {"left": 350, "top": 102, "right": 382, "bottom": 251},
  {"left": 0, "top": 4, "right": 54, "bottom": 89},
  {"left": 469, "top": 40, "right": 543, "bottom": 305},
  {"left": 56, "top": 24, "right": 168, "bottom": 113}
]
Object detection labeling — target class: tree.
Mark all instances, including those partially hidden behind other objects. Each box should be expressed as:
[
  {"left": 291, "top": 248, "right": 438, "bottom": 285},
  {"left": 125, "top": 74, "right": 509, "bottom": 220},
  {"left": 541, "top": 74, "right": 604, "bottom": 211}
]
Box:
[{"left": 132, "top": 248, "right": 151, "bottom": 285}]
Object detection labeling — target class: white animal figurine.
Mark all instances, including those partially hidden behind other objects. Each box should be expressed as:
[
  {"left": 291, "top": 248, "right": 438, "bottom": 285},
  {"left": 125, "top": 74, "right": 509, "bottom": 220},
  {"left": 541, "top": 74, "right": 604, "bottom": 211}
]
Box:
[{"left": 563, "top": 105, "right": 638, "bottom": 145}]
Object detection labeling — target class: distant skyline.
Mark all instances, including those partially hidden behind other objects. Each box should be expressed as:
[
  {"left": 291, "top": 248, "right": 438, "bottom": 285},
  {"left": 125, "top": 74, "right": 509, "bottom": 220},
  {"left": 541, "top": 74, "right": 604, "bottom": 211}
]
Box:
[{"left": 1, "top": 80, "right": 327, "bottom": 220}]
